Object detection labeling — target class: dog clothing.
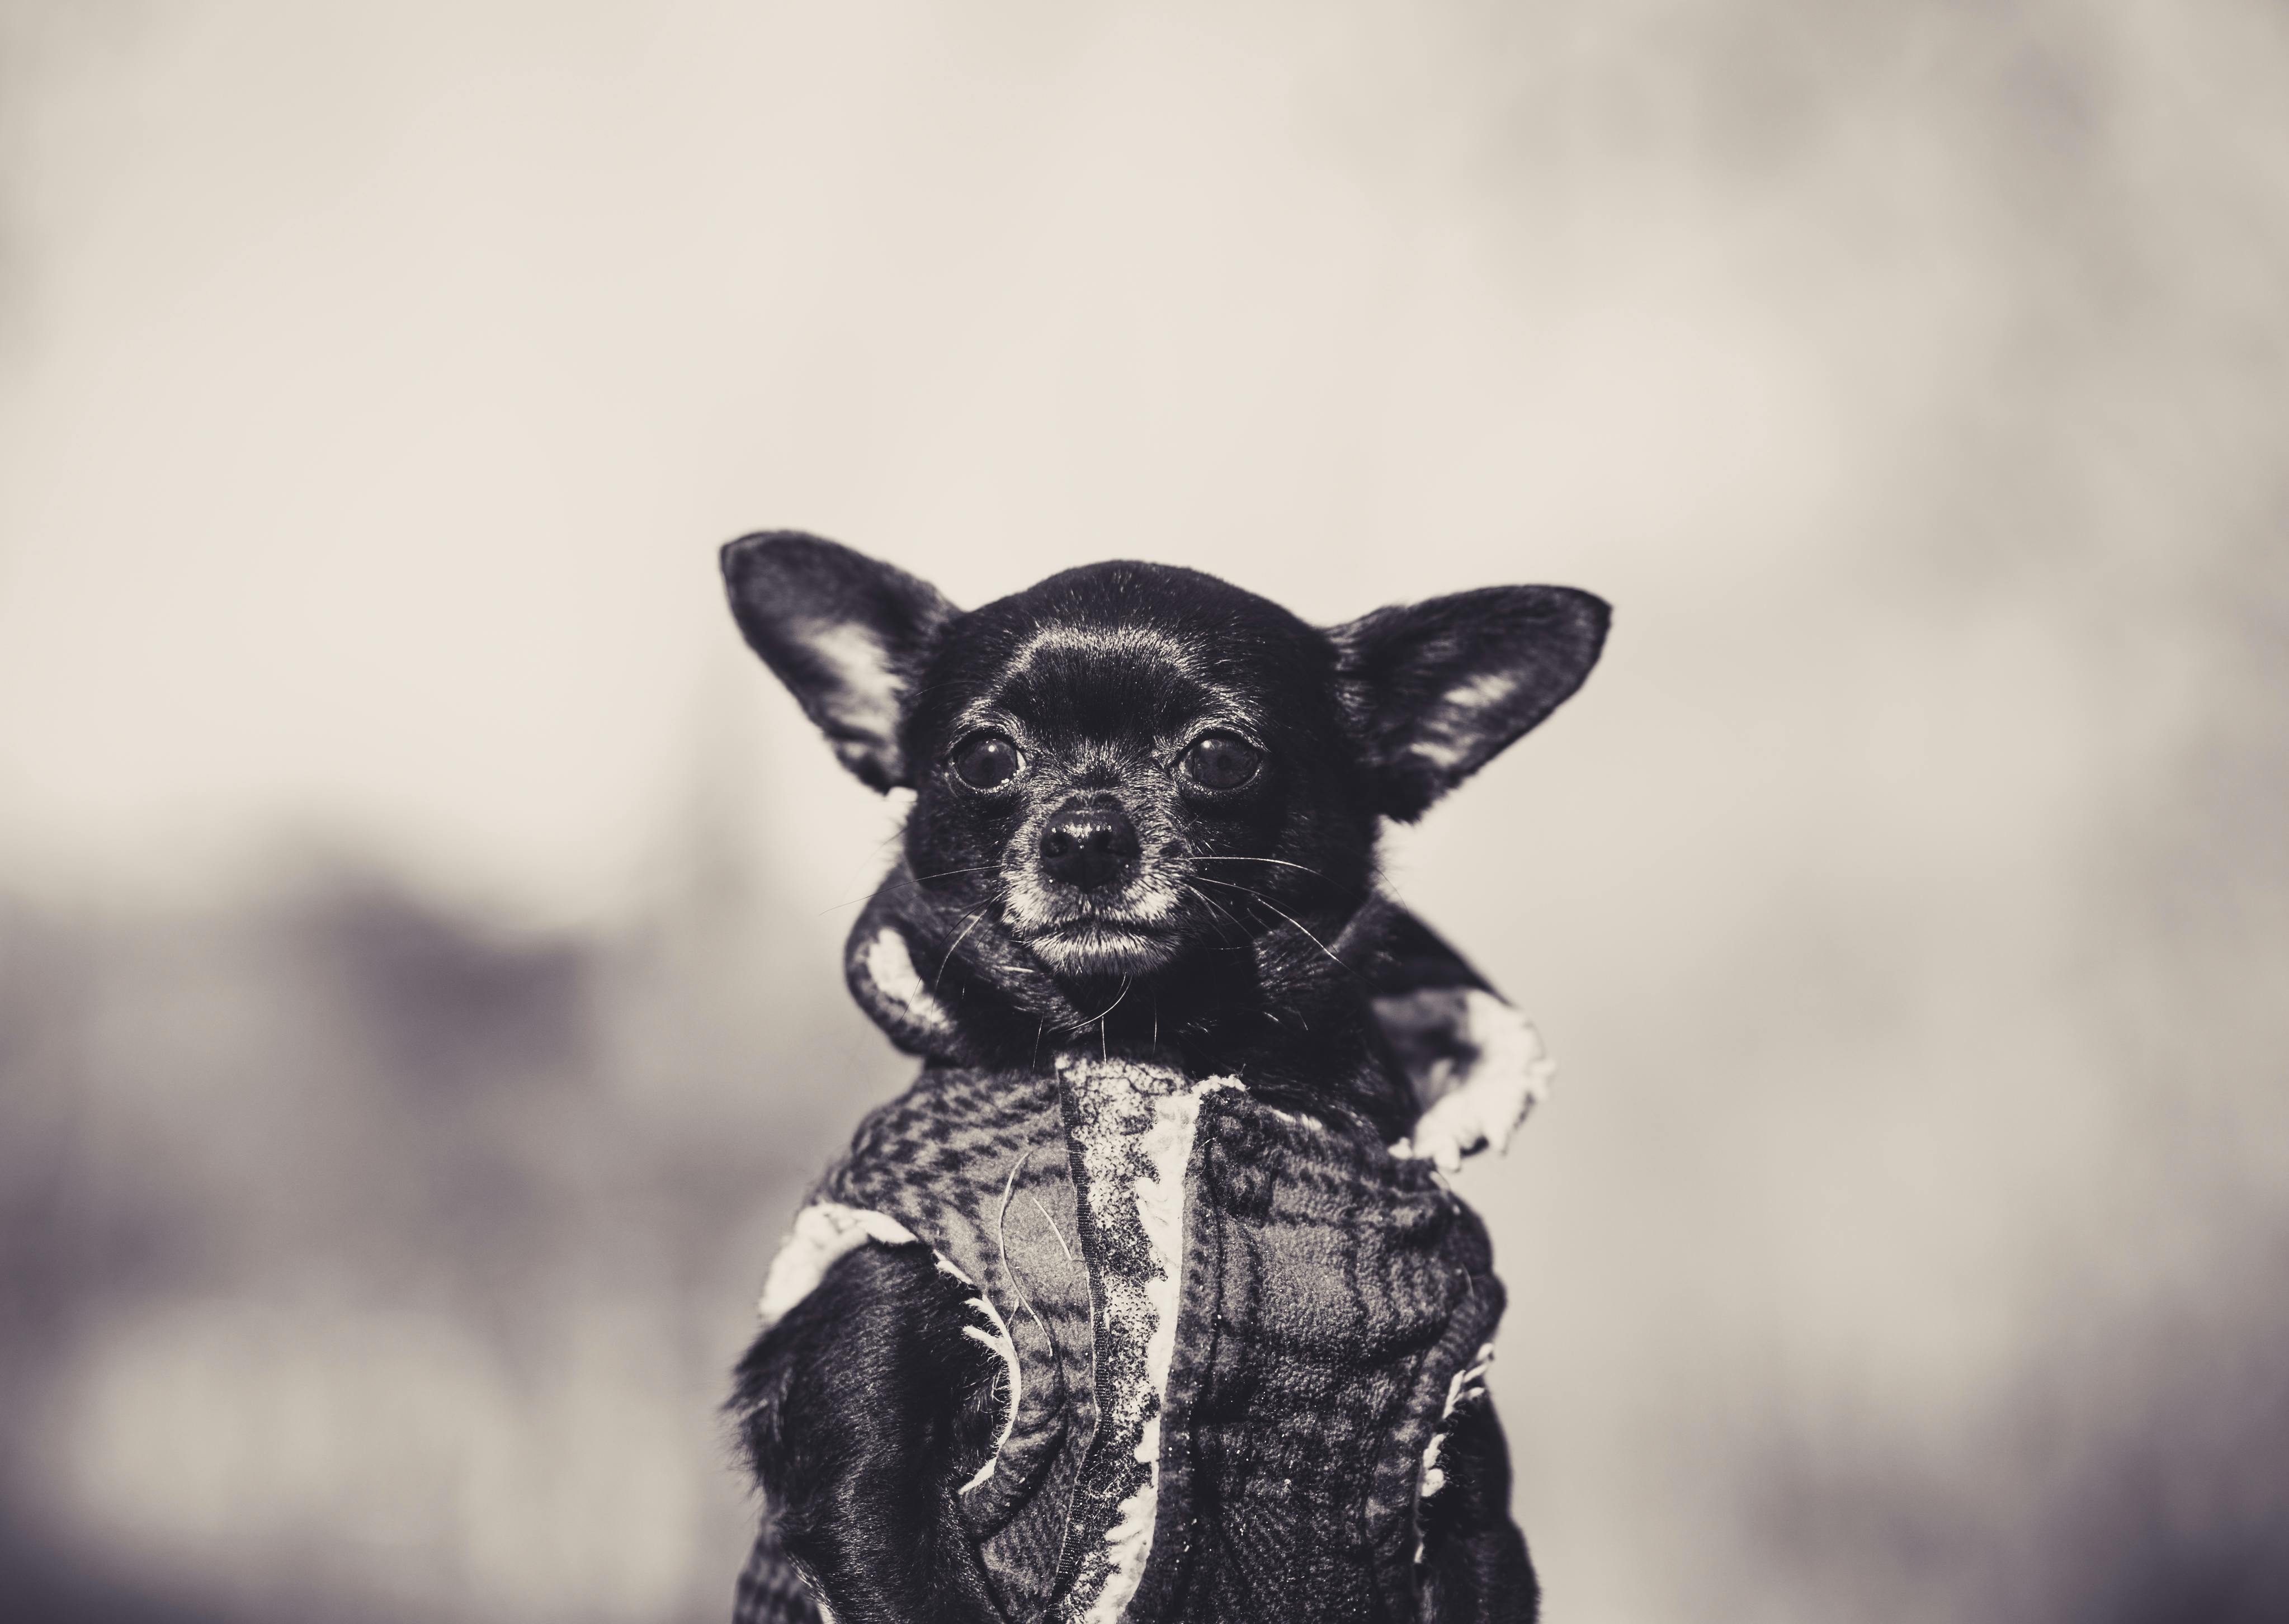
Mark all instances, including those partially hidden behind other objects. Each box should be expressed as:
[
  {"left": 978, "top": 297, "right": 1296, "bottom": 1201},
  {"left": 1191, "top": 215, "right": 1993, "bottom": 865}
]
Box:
[{"left": 734, "top": 900, "right": 1544, "bottom": 1624}]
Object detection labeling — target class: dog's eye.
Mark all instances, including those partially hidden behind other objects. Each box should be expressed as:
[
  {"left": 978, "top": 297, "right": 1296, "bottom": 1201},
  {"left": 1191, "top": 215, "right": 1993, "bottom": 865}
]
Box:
[
  {"left": 1180, "top": 733, "right": 1261, "bottom": 792},
  {"left": 952, "top": 733, "right": 1022, "bottom": 790}
]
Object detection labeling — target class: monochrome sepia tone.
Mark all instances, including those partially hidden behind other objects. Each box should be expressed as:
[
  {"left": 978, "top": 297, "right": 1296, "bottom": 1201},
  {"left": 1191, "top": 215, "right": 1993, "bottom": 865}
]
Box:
[
  {"left": 3, "top": 4, "right": 2287, "bottom": 1623},
  {"left": 718, "top": 534, "right": 1604, "bottom": 1621}
]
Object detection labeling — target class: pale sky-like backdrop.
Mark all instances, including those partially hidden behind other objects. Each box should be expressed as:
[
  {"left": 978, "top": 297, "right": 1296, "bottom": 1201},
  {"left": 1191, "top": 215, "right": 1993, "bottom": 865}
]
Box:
[{"left": 2, "top": 5, "right": 2285, "bottom": 1623}]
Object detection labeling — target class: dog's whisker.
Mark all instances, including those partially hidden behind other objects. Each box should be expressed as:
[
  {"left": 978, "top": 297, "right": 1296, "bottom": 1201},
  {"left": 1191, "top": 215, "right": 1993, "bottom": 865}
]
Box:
[
  {"left": 1102, "top": 976, "right": 1134, "bottom": 1060},
  {"left": 1180, "top": 881, "right": 1252, "bottom": 946},
  {"left": 934, "top": 906, "right": 994, "bottom": 995},
  {"left": 1081, "top": 976, "right": 1130, "bottom": 1030},
  {"left": 1173, "top": 856, "right": 1325, "bottom": 879},
  {"left": 1190, "top": 876, "right": 1349, "bottom": 971},
  {"left": 815, "top": 863, "right": 998, "bottom": 915}
]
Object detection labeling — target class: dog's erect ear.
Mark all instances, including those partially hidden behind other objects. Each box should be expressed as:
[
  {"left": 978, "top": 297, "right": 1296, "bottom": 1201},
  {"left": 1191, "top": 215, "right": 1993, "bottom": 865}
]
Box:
[
  {"left": 721, "top": 531, "right": 959, "bottom": 791},
  {"left": 1330, "top": 585, "right": 1610, "bottom": 821}
]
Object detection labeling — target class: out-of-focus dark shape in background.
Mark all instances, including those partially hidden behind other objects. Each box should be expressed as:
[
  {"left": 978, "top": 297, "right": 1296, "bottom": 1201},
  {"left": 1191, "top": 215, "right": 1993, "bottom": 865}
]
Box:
[{"left": 2, "top": 2, "right": 2285, "bottom": 1620}]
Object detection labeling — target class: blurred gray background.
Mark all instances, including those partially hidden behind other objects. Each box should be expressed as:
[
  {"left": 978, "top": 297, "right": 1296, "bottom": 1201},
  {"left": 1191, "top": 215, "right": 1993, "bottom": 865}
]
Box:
[{"left": 2, "top": 2, "right": 2285, "bottom": 1620}]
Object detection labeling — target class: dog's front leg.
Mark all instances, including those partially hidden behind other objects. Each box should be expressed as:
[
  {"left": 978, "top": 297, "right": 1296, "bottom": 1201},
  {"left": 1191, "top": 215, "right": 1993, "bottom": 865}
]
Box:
[
  {"left": 1415, "top": 1399, "right": 1541, "bottom": 1623},
  {"left": 731, "top": 1243, "right": 1012, "bottom": 1624}
]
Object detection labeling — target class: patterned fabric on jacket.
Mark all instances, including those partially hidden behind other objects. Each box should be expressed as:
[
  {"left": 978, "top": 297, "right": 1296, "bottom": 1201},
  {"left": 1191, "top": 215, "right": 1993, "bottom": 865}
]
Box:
[{"left": 734, "top": 893, "right": 1536, "bottom": 1624}]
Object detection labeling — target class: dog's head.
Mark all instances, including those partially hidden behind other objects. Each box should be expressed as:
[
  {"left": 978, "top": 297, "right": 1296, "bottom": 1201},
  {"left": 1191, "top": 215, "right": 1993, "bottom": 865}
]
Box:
[{"left": 723, "top": 532, "right": 1607, "bottom": 1042}]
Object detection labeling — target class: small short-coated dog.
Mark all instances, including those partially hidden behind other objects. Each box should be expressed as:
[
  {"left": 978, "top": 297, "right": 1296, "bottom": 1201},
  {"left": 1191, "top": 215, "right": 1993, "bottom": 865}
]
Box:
[{"left": 721, "top": 534, "right": 1608, "bottom": 1624}]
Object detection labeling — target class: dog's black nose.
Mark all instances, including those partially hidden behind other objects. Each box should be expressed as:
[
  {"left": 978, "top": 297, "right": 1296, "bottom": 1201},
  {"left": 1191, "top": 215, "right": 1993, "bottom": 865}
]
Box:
[{"left": 1040, "top": 803, "right": 1140, "bottom": 892}]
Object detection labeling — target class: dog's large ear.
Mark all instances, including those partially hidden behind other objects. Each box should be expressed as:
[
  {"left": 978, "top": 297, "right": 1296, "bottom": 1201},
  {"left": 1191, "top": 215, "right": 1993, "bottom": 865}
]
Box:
[
  {"left": 1330, "top": 585, "right": 1610, "bottom": 821},
  {"left": 720, "top": 531, "right": 959, "bottom": 791}
]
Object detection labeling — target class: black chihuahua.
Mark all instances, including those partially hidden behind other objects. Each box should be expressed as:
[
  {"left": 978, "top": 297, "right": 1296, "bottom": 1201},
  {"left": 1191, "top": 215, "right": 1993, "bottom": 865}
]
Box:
[{"left": 721, "top": 534, "right": 1608, "bottom": 1624}]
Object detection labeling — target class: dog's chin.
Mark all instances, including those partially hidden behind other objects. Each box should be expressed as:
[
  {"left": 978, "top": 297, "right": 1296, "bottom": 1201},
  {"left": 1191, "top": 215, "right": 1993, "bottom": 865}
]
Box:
[{"left": 1023, "top": 920, "right": 1182, "bottom": 980}]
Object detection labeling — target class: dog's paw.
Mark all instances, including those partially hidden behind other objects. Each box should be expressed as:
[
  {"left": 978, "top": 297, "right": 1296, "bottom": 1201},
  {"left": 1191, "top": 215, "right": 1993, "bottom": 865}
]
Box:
[{"left": 1391, "top": 991, "right": 1555, "bottom": 1172}]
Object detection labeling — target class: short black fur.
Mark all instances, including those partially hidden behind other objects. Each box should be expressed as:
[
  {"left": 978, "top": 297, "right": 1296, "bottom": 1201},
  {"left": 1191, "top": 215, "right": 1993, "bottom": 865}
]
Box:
[
  {"left": 721, "top": 533, "right": 1608, "bottom": 1623},
  {"left": 731, "top": 1244, "right": 1010, "bottom": 1622}
]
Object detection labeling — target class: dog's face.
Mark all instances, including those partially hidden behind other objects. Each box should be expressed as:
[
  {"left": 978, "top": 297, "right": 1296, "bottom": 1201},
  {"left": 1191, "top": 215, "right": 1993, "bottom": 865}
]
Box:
[
  {"left": 891, "top": 560, "right": 1376, "bottom": 982},
  {"left": 724, "top": 534, "right": 1607, "bottom": 1008}
]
